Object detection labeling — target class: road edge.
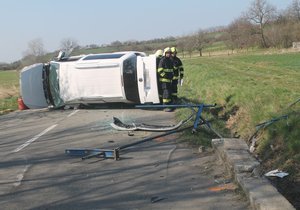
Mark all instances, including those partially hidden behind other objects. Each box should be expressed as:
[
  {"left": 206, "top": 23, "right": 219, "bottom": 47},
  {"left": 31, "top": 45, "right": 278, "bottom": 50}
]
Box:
[{"left": 212, "top": 138, "right": 295, "bottom": 210}]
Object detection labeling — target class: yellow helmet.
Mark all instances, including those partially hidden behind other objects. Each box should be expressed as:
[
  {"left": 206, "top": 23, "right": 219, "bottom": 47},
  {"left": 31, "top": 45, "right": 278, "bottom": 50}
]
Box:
[
  {"left": 154, "top": 49, "right": 163, "bottom": 58},
  {"left": 171, "top": 47, "right": 177, "bottom": 53},
  {"left": 163, "top": 47, "right": 171, "bottom": 55}
]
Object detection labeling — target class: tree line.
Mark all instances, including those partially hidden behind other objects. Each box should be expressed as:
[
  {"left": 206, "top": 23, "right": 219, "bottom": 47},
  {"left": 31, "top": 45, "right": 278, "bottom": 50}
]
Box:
[
  {"left": 225, "top": 0, "right": 300, "bottom": 50},
  {"left": 1, "top": 0, "right": 299, "bottom": 70},
  {"left": 176, "top": 0, "right": 300, "bottom": 57},
  {"left": 105, "top": 0, "right": 300, "bottom": 57}
]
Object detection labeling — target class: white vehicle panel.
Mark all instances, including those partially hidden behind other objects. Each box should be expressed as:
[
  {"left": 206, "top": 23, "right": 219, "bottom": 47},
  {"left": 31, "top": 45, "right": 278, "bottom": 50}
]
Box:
[
  {"left": 137, "top": 55, "right": 160, "bottom": 104},
  {"left": 59, "top": 62, "right": 125, "bottom": 103}
]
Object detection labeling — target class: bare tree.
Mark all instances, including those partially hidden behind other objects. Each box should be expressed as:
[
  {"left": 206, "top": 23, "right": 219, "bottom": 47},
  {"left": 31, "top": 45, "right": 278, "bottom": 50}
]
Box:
[
  {"left": 292, "top": 22, "right": 300, "bottom": 41},
  {"left": 110, "top": 40, "right": 122, "bottom": 51},
  {"left": 25, "top": 38, "right": 45, "bottom": 57},
  {"left": 60, "top": 38, "right": 78, "bottom": 52},
  {"left": 22, "top": 38, "right": 46, "bottom": 66},
  {"left": 265, "top": 23, "right": 292, "bottom": 48},
  {"left": 226, "top": 17, "right": 258, "bottom": 50},
  {"left": 176, "top": 37, "right": 186, "bottom": 58},
  {"left": 287, "top": 0, "right": 300, "bottom": 21},
  {"left": 184, "top": 35, "right": 195, "bottom": 58},
  {"left": 245, "top": 0, "right": 277, "bottom": 48},
  {"left": 194, "top": 30, "right": 210, "bottom": 56}
]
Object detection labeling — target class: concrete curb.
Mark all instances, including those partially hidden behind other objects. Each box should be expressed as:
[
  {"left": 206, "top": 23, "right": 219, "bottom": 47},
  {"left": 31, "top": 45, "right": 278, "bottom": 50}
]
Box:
[{"left": 212, "top": 138, "right": 295, "bottom": 210}]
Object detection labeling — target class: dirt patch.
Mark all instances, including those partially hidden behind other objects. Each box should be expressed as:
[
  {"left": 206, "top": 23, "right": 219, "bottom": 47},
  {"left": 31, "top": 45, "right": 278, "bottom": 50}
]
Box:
[
  {"left": 225, "top": 106, "right": 241, "bottom": 127},
  {"left": 0, "top": 87, "right": 19, "bottom": 99}
]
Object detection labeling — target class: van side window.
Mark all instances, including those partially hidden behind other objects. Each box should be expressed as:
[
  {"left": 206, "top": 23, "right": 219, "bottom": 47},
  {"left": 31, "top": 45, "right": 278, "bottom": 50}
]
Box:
[
  {"left": 123, "top": 56, "right": 140, "bottom": 103},
  {"left": 83, "top": 54, "right": 125, "bottom": 60},
  {"left": 123, "top": 56, "right": 136, "bottom": 74}
]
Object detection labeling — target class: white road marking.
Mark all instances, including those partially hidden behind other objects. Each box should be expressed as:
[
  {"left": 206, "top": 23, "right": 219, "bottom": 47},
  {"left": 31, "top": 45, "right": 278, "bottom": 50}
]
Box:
[
  {"left": 12, "top": 110, "right": 79, "bottom": 153},
  {"left": 12, "top": 124, "right": 58, "bottom": 153},
  {"left": 67, "top": 110, "right": 79, "bottom": 118},
  {"left": 13, "top": 165, "right": 30, "bottom": 187}
]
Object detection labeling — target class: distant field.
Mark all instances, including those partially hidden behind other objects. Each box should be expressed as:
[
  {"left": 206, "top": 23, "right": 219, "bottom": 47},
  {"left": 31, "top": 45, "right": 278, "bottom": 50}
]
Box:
[
  {"left": 178, "top": 51, "right": 300, "bottom": 174},
  {"left": 0, "top": 70, "right": 19, "bottom": 112}
]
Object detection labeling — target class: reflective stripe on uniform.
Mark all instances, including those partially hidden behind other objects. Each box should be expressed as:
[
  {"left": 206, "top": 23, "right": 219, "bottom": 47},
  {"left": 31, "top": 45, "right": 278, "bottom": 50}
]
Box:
[
  {"left": 157, "top": 68, "right": 164, "bottom": 73},
  {"left": 160, "top": 72, "right": 166, "bottom": 77},
  {"left": 163, "top": 98, "right": 171, "bottom": 103},
  {"left": 172, "top": 76, "right": 179, "bottom": 80},
  {"left": 159, "top": 78, "right": 172, "bottom": 83},
  {"left": 164, "top": 69, "right": 173, "bottom": 72}
]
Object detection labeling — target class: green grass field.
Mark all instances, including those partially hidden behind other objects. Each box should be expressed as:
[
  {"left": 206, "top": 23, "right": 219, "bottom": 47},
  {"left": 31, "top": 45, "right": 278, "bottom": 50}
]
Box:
[
  {"left": 0, "top": 70, "right": 19, "bottom": 113},
  {"left": 177, "top": 51, "right": 300, "bottom": 175},
  {"left": 0, "top": 70, "right": 19, "bottom": 87}
]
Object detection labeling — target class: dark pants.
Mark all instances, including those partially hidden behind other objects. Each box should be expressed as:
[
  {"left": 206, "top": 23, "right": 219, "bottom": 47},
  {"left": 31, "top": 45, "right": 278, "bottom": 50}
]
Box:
[
  {"left": 161, "top": 82, "right": 172, "bottom": 104},
  {"left": 172, "top": 79, "right": 178, "bottom": 102}
]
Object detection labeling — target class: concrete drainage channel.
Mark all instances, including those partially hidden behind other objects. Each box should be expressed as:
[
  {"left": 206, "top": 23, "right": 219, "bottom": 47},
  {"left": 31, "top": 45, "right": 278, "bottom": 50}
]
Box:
[{"left": 212, "top": 138, "right": 295, "bottom": 210}]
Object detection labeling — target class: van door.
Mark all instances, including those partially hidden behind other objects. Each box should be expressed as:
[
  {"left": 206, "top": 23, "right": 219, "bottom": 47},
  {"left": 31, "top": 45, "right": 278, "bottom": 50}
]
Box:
[{"left": 136, "top": 55, "right": 160, "bottom": 104}]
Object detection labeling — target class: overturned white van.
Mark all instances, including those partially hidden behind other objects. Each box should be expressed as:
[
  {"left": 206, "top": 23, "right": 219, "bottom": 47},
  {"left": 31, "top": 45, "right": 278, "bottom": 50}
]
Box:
[{"left": 20, "top": 51, "right": 160, "bottom": 109}]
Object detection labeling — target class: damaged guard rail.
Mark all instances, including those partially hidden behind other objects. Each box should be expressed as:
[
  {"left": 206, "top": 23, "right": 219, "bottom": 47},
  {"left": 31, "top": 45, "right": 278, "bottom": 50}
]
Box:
[{"left": 65, "top": 103, "right": 220, "bottom": 160}]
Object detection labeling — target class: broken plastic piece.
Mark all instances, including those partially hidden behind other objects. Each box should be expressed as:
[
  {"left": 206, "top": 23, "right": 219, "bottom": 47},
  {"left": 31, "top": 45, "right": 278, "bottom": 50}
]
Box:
[
  {"left": 151, "top": 196, "right": 167, "bottom": 203},
  {"left": 111, "top": 117, "right": 184, "bottom": 131},
  {"left": 264, "top": 169, "right": 289, "bottom": 178}
]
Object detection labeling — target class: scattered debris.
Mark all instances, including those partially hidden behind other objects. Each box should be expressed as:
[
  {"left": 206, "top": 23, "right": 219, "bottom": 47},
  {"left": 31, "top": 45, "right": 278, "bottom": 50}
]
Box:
[
  {"left": 127, "top": 131, "right": 134, "bottom": 136},
  {"left": 248, "top": 114, "right": 289, "bottom": 153},
  {"left": 208, "top": 183, "right": 237, "bottom": 192},
  {"left": 264, "top": 169, "right": 289, "bottom": 178},
  {"left": 151, "top": 196, "right": 167, "bottom": 203},
  {"left": 67, "top": 103, "right": 221, "bottom": 161},
  {"left": 214, "top": 178, "right": 231, "bottom": 184},
  {"left": 198, "top": 146, "right": 205, "bottom": 153}
]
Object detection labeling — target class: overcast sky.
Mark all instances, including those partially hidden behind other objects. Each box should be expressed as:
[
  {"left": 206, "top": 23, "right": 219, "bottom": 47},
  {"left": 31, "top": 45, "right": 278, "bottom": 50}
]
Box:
[{"left": 0, "top": 0, "right": 292, "bottom": 63}]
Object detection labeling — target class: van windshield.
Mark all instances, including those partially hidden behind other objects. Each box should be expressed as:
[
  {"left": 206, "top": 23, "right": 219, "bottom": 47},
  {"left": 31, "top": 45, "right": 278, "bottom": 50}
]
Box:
[{"left": 49, "top": 63, "right": 64, "bottom": 107}]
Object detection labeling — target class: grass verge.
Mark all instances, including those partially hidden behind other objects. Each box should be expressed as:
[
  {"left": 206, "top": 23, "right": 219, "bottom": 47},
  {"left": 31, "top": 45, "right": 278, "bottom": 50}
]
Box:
[
  {"left": 177, "top": 51, "right": 300, "bottom": 177},
  {"left": 0, "top": 70, "right": 19, "bottom": 114}
]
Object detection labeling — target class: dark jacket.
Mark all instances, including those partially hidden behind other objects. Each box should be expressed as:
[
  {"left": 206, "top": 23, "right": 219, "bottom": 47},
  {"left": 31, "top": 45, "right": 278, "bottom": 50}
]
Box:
[
  {"left": 171, "top": 56, "right": 184, "bottom": 80},
  {"left": 157, "top": 56, "right": 174, "bottom": 83}
]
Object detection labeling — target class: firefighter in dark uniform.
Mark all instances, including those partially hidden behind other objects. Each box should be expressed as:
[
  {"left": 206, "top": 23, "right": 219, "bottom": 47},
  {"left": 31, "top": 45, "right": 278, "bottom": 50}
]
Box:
[
  {"left": 155, "top": 49, "right": 163, "bottom": 68},
  {"left": 170, "top": 47, "right": 184, "bottom": 103},
  {"left": 155, "top": 49, "right": 163, "bottom": 102},
  {"left": 157, "top": 47, "right": 174, "bottom": 111}
]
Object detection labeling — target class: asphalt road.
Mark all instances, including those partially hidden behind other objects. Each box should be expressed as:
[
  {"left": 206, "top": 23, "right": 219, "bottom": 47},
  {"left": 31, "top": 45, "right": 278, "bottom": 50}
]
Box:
[{"left": 0, "top": 107, "right": 249, "bottom": 210}]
